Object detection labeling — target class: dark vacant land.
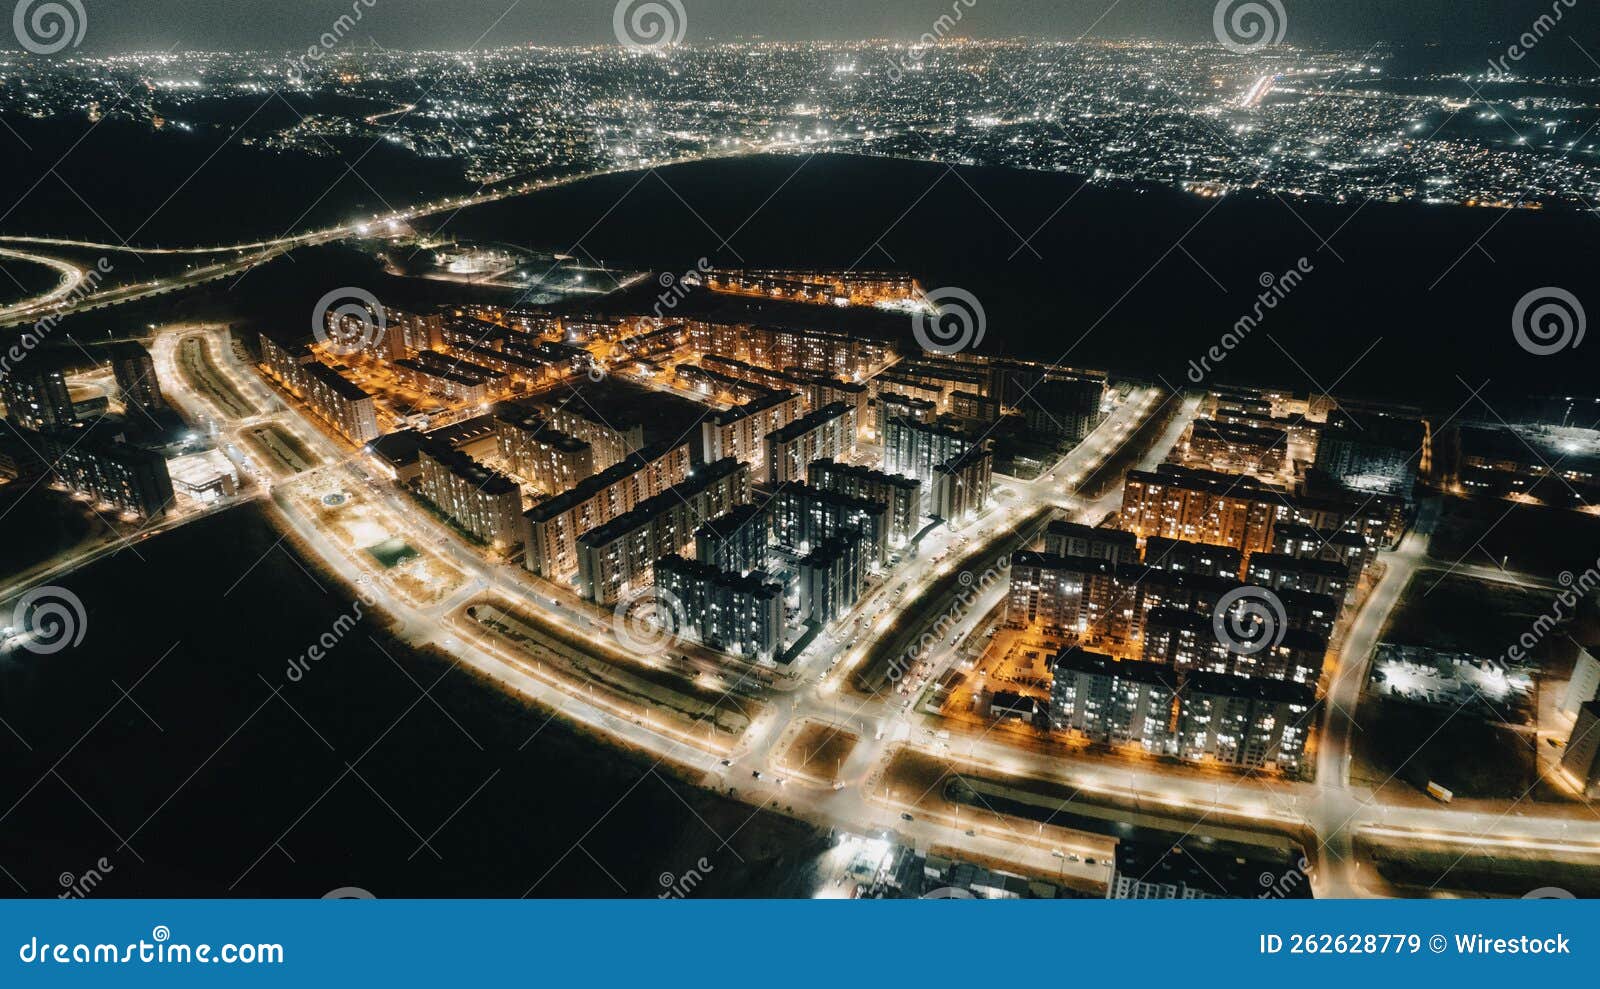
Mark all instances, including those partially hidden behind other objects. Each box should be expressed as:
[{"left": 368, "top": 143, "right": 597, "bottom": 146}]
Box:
[
  {"left": 1351, "top": 697, "right": 1537, "bottom": 800},
  {"left": 0, "top": 506, "right": 825, "bottom": 898},
  {"left": 1432, "top": 497, "right": 1600, "bottom": 579},
  {"left": 1383, "top": 572, "right": 1565, "bottom": 668}
]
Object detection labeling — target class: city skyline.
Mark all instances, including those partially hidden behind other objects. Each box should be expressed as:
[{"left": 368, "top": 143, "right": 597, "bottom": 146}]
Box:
[{"left": 8, "top": 0, "right": 1598, "bottom": 54}]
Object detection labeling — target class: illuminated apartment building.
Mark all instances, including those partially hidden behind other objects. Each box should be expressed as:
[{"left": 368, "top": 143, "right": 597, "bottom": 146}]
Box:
[
  {"left": 874, "top": 392, "right": 936, "bottom": 442},
  {"left": 1048, "top": 648, "right": 1179, "bottom": 755},
  {"left": 695, "top": 504, "right": 769, "bottom": 576},
  {"left": 653, "top": 555, "right": 785, "bottom": 662},
  {"left": 765, "top": 402, "right": 857, "bottom": 485},
  {"left": 1119, "top": 464, "right": 1282, "bottom": 559},
  {"left": 541, "top": 401, "right": 646, "bottom": 471},
  {"left": 930, "top": 445, "right": 993, "bottom": 524},
  {"left": 1178, "top": 418, "right": 1289, "bottom": 476},
  {"left": 575, "top": 458, "right": 751, "bottom": 605},
  {"left": 0, "top": 352, "right": 75, "bottom": 430},
  {"left": 35, "top": 422, "right": 175, "bottom": 518},
  {"left": 258, "top": 335, "right": 379, "bottom": 444},
  {"left": 798, "top": 534, "right": 867, "bottom": 624},
  {"left": 883, "top": 416, "right": 975, "bottom": 487},
  {"left": 493, "top": 405, "right": 595, "bottom": 496},
  {"left": 1177, "top": 672, "right": 1314, "bottom": 773},
  {"left": 1043, "top": 521, "right": 1139, "bottom": 564},
  {"left": 1004, "top": 552, "right": 1119, "bottom": 635},
  {"left": 522, "top": 441, "right": 692, "bottom": 580},
  {"left": 392, "top": 356, "right": 488, "bottom": 405},
  {"left": 1243, "top": 553, "right": 1350, "bottom": 600},
  {"left": 700, "top": 391, "right": 806, "bottom": 473},
  {"left": 1142, "top": 536, "right": 1244, "bottom": 580},
  {"left": 806, "top": 458, "right": 922, "bottom": 546},
  {"left": 416, "top": 440, "right": 523, "bottom": 551},
  {"left": 766, "top": 483, "right": 888, "bottom": 564}
]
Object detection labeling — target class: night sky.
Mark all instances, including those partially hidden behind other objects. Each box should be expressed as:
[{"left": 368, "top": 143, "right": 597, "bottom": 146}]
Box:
[{"left": 20, "top": 0, "right": 1600, "bottom": 54}]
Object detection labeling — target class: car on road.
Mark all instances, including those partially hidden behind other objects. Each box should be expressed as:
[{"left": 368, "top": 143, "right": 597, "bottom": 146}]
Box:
[{"left": 900, "top": 813, "right": 914, "bottom": 821}]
